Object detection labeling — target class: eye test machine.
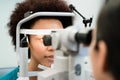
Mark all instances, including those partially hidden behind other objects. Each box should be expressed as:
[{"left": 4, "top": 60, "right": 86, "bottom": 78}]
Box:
[{"left": 16, "top": 5, "right": 94, "bottom": 80}]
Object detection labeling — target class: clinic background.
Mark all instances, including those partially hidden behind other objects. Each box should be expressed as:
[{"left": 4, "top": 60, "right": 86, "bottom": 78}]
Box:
[{"left": 0, "top": 0, "right": 105, "bottom": 68}]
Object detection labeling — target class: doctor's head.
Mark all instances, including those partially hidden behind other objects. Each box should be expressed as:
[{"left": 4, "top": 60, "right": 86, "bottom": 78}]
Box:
[{"left": 90, "top": 0, "right": 120, "bottom": 80}]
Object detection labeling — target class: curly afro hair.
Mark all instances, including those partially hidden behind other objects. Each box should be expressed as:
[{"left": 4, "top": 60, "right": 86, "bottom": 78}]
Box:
[{"left": 8, "top": 0, "right": 73, "bottom": 49}]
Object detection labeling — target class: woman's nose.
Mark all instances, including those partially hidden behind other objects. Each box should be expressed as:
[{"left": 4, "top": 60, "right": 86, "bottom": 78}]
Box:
[{"left": 47, "top": 46, "right": 54, "bottom": 51}]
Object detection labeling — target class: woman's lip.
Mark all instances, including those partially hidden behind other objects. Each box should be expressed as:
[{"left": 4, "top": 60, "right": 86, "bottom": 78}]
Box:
[
  {"left": 46, "top": 55, "right": 54, "bottom": 62},
  {"left": 47, "top": 57, "right": 54, "bottom": 61}
]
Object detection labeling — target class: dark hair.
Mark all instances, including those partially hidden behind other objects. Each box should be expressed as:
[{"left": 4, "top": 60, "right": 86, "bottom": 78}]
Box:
[
  {"left": 8, "top": 0, "right": 73, "bottom": 48},
  {"left": 96, "top": 0, "right": 120, "bottom": 79}
]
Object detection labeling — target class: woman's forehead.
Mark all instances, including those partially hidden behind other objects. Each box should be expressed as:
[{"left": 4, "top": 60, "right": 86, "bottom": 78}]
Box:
[
  {"left": 31, "top": 19, "right": 63, "bottom": 29},
  {"left": 30, "top": 34, "right": 44, "bottom": 38}
]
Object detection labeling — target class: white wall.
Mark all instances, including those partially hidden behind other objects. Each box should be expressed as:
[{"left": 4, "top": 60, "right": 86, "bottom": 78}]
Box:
[
  {"left": 0, "top": 0, "right": 23, "bottom": 68},
  {"left": 67, "top": 0, "right": 105, "bottom": 29},
  {"left": 0, "top": 0, "right": 105, "bottom": 68}
]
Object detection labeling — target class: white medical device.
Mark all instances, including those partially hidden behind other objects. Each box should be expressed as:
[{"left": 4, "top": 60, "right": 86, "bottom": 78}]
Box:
[{"left": 16, "top": 11, "right": 94, "bottom": 80}]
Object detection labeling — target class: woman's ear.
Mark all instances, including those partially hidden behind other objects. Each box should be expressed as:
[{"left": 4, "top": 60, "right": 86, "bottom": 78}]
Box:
[{"left": 97, "top": 40, "right": 107, "bottom": 72}]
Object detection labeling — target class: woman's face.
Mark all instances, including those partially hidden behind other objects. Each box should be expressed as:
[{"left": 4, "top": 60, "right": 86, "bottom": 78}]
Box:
[{"left": 29, "top": 19, "right": 63, "bottom": 67}]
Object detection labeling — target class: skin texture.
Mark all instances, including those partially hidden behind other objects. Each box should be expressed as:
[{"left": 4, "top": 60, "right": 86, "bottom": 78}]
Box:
[
  {"left": 28, "top": 18, "right": 63, "bottom": 71},
  {"left": 28, "top": 19, "right": 63, "bottom": 80},
  {"left": 90, "top": 28, "right": 113, "bottom": 80}
]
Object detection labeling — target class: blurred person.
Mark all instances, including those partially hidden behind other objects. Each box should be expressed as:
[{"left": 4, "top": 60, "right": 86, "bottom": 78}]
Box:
[{"left": 90, "top": 0, "right": 120, "bottom": 80}]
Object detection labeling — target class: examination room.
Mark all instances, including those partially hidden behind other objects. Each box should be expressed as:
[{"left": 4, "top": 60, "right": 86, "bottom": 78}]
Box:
[{"left": 1, "top": 0, "right": 120, "bottom": 80}]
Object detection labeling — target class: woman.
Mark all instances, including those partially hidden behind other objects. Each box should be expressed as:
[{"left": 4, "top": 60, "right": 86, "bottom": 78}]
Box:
[{"left": 7, "top": 0, "right": 73, "bottom": 80}]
